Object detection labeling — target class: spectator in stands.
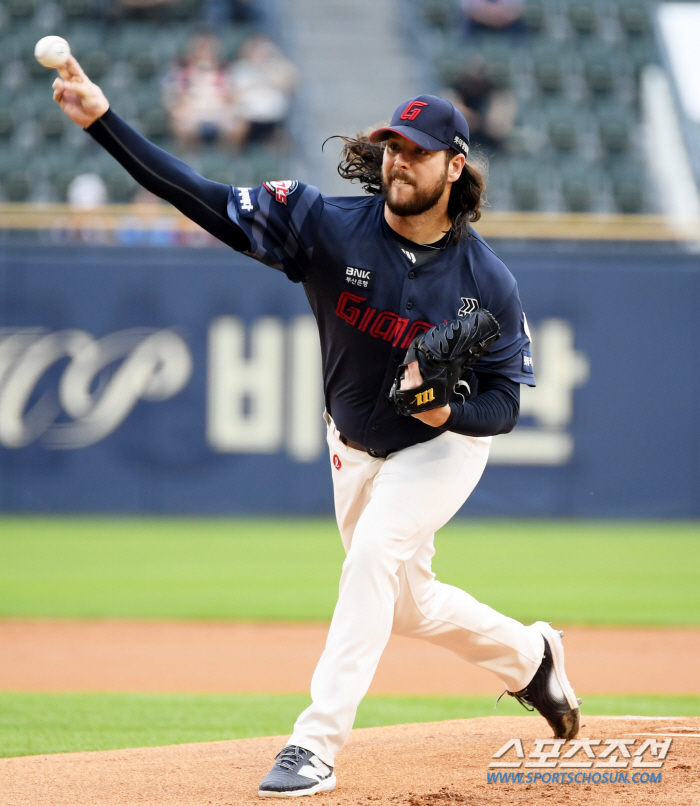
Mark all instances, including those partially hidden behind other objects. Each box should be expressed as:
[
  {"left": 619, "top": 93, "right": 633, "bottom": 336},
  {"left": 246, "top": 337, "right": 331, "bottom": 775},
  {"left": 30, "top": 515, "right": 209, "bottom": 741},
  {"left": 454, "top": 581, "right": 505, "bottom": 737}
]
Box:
[
  {"left": 460, "top": 0, "right": 524, "bottom": 36},
  {"left": 448, "top": 56, "right": 517, "bottom": 153},
  {"left": 164, "top": 33, "right": 245, "bottom": 149},
  {"left": 227, "top": 35, "right": 298, "bottom": 146}
]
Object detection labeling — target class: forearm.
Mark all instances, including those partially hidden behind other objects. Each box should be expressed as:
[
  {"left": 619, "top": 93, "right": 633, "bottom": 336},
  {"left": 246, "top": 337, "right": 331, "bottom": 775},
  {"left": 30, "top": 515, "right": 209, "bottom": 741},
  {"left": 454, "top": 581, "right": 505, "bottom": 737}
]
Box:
[
  {"left": 445, "top": 373, "right": 520, "bottom": 437},
  {"left": 86, "top": 109, "right": 249, "bottom": 250}
]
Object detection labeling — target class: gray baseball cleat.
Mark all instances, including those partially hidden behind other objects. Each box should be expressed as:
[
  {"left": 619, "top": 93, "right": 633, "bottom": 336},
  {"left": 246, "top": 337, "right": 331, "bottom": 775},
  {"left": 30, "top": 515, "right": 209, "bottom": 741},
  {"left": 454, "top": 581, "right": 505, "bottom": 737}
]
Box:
[
  {"left": 259, "top": 745, "right": 336, "bottom": 798},
  {"left": 499, "top": 621, "right": 581, "bottom": 740}
]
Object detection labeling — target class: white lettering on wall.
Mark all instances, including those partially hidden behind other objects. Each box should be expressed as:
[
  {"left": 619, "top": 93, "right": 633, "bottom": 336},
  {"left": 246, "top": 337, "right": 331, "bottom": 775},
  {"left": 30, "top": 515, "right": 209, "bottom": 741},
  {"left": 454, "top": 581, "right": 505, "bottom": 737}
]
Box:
[
  {"left": 0, "top": 327, "right": 192, "bottom": 449},
  {"left": 206, "top": 316, "right": 285, "bottom": 453},
  {"left": 490, "top": 319, "right": 590, "bottom": 465}
]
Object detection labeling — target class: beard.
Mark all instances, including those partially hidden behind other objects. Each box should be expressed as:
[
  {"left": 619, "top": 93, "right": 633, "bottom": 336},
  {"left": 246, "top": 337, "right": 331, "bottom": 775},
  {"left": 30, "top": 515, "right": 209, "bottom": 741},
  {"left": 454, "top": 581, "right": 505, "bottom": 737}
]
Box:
[{"left": 382, "top": 165, "right": 448, "bottom": 217}]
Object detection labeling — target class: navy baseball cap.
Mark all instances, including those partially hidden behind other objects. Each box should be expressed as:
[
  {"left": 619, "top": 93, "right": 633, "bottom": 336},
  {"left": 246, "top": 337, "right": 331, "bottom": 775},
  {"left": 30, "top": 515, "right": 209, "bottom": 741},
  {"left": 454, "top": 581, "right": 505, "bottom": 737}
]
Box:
[{"left": 369, "top": 95, "right": 470, "bottom": 157}]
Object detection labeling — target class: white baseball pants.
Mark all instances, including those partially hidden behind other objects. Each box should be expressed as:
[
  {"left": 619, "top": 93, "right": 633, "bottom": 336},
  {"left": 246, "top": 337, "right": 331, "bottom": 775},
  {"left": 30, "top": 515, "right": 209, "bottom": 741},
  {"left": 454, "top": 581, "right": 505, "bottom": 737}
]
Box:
[{"left": 288, "top": 418, "right": 545, "bottom": 767}]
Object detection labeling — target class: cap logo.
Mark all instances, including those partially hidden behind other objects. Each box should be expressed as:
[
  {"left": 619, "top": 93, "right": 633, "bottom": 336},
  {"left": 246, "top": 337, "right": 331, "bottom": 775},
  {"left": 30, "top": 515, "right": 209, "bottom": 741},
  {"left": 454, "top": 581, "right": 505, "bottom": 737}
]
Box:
[{"left": 400, "top": 100, "right": 428, "bottom": 121}]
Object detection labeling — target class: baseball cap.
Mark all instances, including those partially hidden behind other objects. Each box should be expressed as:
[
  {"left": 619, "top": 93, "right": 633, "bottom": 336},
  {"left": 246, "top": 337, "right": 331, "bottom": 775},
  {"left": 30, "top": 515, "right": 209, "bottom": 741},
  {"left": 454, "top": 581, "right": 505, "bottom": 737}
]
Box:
[{"left": 369, "top": 95, "right": 470, "bottom": 157}]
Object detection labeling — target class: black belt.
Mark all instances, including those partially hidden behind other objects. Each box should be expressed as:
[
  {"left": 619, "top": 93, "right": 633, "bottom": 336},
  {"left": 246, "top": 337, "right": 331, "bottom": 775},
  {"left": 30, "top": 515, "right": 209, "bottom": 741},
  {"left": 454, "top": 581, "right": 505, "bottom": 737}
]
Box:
[{"left": 338, "top": 433, "right": 392, "bottom": 459}]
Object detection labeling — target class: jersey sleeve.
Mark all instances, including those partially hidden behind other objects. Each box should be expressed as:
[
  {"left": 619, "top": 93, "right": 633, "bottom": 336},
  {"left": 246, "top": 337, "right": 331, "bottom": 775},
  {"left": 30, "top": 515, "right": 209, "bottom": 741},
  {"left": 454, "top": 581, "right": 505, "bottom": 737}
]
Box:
[
  {"left": 226, "top": 181, "right": 324, "bottom": 283},
  {"left": 473, "top": 257, "right": 536, "bottom": 387}
]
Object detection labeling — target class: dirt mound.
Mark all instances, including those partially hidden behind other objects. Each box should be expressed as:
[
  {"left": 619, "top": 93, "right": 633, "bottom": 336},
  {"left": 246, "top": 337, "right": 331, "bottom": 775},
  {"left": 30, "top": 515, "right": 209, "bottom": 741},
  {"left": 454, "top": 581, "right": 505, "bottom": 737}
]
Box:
[{"left": 0, "top": 716, "right": 697, "bottom": 806}]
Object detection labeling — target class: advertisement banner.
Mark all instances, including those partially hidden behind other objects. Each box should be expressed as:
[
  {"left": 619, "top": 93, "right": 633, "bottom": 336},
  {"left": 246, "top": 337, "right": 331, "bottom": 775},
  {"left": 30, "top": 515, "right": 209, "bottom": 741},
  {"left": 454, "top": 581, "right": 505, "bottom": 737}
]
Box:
[{"left": 1, "top": 243, "right": 698, "bottom": 516}]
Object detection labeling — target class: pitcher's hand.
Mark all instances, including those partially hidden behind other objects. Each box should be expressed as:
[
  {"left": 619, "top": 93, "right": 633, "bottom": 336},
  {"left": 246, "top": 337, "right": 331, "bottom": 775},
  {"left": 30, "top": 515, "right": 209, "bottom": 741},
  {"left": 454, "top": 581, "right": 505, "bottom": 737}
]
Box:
[{"left": 52, "top": 55, "right": 109, "bottom": 128}]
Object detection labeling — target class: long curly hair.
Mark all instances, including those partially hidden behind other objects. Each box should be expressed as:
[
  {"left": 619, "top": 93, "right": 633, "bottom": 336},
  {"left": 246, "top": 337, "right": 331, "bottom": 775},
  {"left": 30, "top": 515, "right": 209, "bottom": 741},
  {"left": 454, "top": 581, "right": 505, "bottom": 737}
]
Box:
[{"left": 334, "top": 133, "right": 487, "bottom": 243}]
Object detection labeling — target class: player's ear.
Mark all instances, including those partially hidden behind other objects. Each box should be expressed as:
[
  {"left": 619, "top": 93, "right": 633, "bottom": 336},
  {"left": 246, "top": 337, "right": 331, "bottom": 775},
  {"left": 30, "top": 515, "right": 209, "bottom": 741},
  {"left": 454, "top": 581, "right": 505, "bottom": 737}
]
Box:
[{"left": 447, "top": 153, "right": 466, "bottom": 184}]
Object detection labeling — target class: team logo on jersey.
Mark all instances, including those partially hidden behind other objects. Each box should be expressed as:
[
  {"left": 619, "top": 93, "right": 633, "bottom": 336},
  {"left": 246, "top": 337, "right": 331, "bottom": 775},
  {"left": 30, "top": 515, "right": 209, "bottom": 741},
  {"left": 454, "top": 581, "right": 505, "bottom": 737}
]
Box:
[
  {"left": 237, "top": 187, "right": 254, "bottom": 213},
  {"left": 522, "top": 349, "right": 534, "bottom": 373},
  {"left": 263, "top": 180, "right": 299, "bottom": 205},
  {"left": 458, "top": 297, "right": 479, "bottom": 316},
  {"left": 401, "top": 248, "right": 416, "bottom": 264},
  {"left": 400, "top": 100, "right": 428, "bottom": 121},
  {"left": 333, "top": 454, "right": 342, "bottom": 470},
  {"left": 345, "top": 266, "right": 375, "bottom": 290}
]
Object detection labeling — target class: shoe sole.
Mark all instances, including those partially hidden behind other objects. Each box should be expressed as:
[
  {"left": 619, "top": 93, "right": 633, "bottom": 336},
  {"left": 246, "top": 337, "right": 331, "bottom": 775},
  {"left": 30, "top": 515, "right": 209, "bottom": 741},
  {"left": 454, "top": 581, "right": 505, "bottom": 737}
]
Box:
[
  {"left": 533, "top": 621, "right": 580, "bottom": 740},
  {"left": 259, "top": 774, "right": 337, "bottom": 798}
]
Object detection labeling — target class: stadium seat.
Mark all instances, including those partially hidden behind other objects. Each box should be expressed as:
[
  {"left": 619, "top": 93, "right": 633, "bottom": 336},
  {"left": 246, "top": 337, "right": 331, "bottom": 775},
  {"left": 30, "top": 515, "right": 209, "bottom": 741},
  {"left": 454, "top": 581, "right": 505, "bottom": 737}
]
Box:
[
  {"left": 509, "top": 162, "right": 541, "bottom": 211},
  {"left": 139, "top": 107, "right": 170, "bottom": 144},
  {"left": 4, "top": 0, "right": 35, "bottom": 21},
  {"left": 522, "top": 0, "right": 547, "bottom": 35},
  {"left": 618, "top": 0, "right": 652, "bottom": 39},
  {"left": 59, "top": 0, "right": 98, "bottom": 19},
  {"left": 597, "top": 108, "right": 631, "bottom": 156},
  {"left": 569, "top": 2, "right": 598, "bottom": 37},
  {"left": 547, "top": 106, "right": 578, "bottom": 153},
  {"left": 420, "top": 0, "right": 454, "bottom": 30},
  {"left": 102, "top": 166, "right": 138, "bottom": 203},
  {"left": 533, "top": 45, "right": 565, "bottom": 96},
  {"left": 608, "top": 158, "right": 646, "bottom": 213},
  {"left": 559, "top": 161, "right": 594, "bottom": 212},
  {"left": 38, "top": 106, "right": 68, "bottom": 141},
  {"left": 582, "top": 51, "right": 615, "bottom": 98},
  {"left": 1, "top": 169, "right": 32, "bottom": 202},
  {"left": 79, "top": 50, "right": 109, "bottom": 80}
]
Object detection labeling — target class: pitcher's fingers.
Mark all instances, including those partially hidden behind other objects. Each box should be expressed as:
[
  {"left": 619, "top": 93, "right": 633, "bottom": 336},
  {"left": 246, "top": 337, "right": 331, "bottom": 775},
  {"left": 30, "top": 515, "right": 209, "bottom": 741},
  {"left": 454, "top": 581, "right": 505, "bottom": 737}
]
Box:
[
  {"left": 61, "top": 79, "right": 92, "bottom": 98},
  {"left": 65, "top": 55, "right": 87, "bottom": 78}
]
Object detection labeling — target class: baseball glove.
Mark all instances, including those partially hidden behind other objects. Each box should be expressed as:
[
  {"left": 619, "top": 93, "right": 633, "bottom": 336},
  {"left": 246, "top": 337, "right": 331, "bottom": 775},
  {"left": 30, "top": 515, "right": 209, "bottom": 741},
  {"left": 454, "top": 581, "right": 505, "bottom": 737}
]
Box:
[{"left": 389, "top": 309, "right": 500, "bottom": 416}]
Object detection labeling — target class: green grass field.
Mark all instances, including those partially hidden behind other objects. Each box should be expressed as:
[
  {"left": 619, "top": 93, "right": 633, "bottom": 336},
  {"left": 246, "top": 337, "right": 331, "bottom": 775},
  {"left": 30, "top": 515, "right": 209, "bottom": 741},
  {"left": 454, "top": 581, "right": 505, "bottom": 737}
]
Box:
[
  {"left": 1, "top": 692, "right": 699, "bottom": 759},
  {"left": 0, "top": 517, "right": 698, "bottom": 625},
  {"left": 0, "top": 517, "right": 698, "bottom": 758}
]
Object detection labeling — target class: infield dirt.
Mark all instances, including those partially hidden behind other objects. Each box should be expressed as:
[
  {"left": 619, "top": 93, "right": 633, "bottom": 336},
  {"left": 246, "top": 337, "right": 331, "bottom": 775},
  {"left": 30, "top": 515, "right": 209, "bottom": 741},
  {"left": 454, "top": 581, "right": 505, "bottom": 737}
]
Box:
[
  {"left": 0, "top": 621, "right": 699, "bottom": 694},
  {"left": 0, "top": 716, "right": 698, "bottom": 806}
]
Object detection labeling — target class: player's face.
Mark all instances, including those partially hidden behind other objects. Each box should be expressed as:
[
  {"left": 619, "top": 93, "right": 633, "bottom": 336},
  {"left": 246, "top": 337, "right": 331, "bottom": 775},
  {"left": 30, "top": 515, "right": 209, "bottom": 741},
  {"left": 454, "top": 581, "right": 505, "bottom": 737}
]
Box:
[{"left": 381, "top": 135, "right": 449, "bottom": 217}]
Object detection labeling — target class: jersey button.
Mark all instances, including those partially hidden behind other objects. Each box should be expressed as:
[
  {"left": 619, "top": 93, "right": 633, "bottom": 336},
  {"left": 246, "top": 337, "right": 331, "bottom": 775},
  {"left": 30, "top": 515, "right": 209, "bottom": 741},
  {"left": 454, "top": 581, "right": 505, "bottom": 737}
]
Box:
[
  {"left": 405, "top": 301, "right": 413, "bottom": 310},
  {"left": 408, "top": 270, "right": 416, "bottom": 279}
]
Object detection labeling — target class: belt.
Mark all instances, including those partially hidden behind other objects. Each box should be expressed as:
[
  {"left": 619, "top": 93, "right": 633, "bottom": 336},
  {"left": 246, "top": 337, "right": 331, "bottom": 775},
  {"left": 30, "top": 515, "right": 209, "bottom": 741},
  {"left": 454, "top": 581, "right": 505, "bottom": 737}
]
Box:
[{"left": 338, "top": 433, "right": 392, "bottom": 459}]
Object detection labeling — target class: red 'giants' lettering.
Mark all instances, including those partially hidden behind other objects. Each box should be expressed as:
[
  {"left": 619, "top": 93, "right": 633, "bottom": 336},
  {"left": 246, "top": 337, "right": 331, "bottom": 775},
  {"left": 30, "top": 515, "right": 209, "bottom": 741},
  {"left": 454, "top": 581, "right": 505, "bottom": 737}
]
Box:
[{"left": 335, "top": 291, "right": 433, "bottom": 349}]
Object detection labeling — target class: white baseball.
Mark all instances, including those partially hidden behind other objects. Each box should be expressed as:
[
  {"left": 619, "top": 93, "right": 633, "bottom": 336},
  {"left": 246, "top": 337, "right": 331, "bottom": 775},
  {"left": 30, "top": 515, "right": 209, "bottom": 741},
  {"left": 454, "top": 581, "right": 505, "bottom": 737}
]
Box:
[{"left": 34, "top": 36, "right": 71, "bottom": 69}]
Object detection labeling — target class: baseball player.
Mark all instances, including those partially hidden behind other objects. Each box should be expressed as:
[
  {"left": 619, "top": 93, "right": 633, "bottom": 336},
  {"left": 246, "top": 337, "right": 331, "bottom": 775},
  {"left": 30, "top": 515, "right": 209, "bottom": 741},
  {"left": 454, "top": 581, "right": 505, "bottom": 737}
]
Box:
[{"left": 52, "top": 56, "right": 580, "bottom": 798}]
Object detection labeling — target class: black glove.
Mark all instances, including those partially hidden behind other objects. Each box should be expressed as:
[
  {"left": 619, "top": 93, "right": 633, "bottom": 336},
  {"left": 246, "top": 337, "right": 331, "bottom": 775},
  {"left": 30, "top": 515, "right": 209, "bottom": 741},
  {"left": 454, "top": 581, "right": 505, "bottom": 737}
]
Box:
[{"left": 389, "top": 310, "right": 500, "bottom": 416}]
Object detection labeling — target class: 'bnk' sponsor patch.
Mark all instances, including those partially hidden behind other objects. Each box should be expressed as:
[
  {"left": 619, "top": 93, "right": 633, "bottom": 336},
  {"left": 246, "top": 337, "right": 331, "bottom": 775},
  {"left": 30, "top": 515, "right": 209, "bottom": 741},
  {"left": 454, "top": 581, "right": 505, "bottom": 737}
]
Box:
[{"left": 345, "top": 266, "right": 375, "bottom": 290}]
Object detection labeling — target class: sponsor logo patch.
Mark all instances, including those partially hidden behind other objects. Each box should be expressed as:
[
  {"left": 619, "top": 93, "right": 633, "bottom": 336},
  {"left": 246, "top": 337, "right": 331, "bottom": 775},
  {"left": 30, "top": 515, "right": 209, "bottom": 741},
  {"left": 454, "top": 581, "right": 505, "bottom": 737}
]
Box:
[
  {"left": 458, "top": 297, "right": 479, "bottom": 316},
  {"left": 237, "top": 187, "right": 254, "bottom": 213},
  {"left": 263, "top": 180, "right": 299, "bottom": 204},
  {"left": 401, "top": 248, "right": 416, "bottom": 264},
  {"left": 453, "top": 132, "right": 469, "bottom": 155},
  {"left": 345, "top": 266, "right": 375, "bottom": 290},
  {"left": 522, "top": 350, "right": 534, "bottom": 373},
  {"left": 333, "top": 454, "right": 342, "bottom": 470}
]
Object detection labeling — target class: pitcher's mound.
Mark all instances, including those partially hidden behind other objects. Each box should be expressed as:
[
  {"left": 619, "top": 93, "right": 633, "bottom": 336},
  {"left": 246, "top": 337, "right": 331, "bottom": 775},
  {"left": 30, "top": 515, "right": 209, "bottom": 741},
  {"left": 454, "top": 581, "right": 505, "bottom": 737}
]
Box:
[{"left": 0, "top": 716, "right": 698, "bottom": 806}]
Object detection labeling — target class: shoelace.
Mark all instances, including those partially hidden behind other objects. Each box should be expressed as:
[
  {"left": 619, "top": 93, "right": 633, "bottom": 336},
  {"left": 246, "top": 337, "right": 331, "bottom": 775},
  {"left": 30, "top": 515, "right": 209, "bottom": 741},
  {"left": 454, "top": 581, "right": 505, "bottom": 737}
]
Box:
[
  {"left": 494, "top": 688, "right": 534, "bottom": 712},
  {"left": 276, "top": 746, "right": 306, "bottom": 771}
]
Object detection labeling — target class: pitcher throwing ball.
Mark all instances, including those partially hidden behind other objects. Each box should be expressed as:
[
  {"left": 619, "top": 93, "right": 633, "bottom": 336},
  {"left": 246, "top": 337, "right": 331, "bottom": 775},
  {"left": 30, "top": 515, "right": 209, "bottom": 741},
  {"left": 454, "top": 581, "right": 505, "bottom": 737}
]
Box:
[{"left": 52, "top": 55, "right": 580, "bottom": 798}]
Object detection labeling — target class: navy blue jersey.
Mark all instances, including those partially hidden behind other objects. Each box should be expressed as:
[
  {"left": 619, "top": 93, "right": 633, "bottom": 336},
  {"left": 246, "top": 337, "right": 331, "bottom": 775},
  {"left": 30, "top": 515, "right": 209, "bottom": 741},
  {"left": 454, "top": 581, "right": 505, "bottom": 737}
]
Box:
[{"left": 227, "top": 181, "right": 534, "bottom": 453}]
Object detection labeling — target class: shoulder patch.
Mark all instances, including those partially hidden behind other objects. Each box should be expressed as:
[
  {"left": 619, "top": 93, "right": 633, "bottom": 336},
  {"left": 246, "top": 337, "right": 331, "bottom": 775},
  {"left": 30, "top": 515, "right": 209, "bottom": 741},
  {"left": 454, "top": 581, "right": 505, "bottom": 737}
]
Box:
[
  {"left": 263, "top": 180, "right": 299, "bottom": 205},
  {"left": 236, "top": 187, "right": 255, "bottom": 214},
  {"left": 522, "top": 349, "right": 534, "bottom": 373}
]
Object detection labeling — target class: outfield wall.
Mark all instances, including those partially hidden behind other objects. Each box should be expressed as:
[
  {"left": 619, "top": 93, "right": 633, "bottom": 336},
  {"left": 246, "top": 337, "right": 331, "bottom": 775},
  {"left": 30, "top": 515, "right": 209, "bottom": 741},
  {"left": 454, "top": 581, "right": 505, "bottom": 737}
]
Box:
[{"left": 1, "top": 242, "right": 698, "bottom": 516}]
